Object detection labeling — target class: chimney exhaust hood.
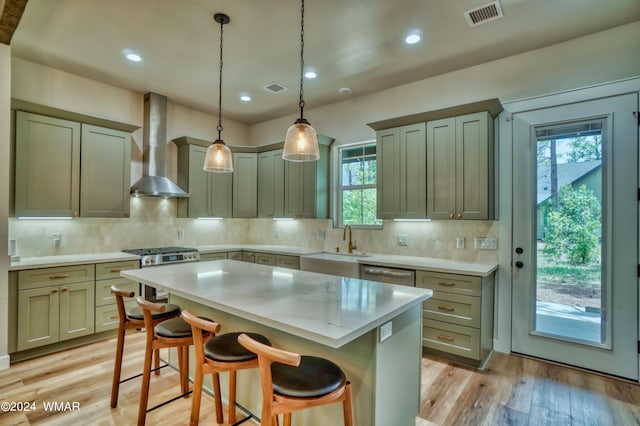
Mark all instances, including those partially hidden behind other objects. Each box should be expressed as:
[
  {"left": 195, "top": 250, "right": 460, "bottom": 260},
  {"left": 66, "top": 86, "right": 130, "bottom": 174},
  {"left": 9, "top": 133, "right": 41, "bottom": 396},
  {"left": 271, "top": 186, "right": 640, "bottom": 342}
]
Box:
[{"left": 130, "top": 92, "right": 189, "bottom": 198}]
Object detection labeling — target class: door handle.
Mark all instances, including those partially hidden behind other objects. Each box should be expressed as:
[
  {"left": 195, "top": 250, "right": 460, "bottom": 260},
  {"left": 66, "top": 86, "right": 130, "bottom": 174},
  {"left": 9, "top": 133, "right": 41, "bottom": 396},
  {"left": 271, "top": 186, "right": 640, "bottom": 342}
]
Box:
[
  {"left": 515, "top": 261, "right": 524, "bottom": 268},
  {"left": 515, "top": 247, "right": 524, "bottom": 254}
]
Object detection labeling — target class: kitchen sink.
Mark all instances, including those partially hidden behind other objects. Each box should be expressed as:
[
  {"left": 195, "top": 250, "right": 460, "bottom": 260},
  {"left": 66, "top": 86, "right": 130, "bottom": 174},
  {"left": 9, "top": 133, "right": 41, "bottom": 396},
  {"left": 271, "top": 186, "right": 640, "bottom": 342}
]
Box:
[{"left": 299, "top": 251, "right": 370, "bottom": 278}]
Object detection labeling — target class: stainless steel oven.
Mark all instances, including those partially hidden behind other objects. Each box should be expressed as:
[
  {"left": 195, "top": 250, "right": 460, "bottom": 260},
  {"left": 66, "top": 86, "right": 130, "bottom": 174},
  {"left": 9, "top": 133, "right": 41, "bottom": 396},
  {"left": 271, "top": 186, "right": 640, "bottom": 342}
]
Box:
[{"left": 122, "top": 246, "right": 200, "bottom": 302}]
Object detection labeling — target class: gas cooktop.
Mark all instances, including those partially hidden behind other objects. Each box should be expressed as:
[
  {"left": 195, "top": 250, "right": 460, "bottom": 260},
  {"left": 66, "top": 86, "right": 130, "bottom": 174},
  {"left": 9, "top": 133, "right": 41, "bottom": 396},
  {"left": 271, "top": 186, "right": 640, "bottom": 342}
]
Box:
[{"left": 122, "top": 246, "right": 198, "bottom": 256}]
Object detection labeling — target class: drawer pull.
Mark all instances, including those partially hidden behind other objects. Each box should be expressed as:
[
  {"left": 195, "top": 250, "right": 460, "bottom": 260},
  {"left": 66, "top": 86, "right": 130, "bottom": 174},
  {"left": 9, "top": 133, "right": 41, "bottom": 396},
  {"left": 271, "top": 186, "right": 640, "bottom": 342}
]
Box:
[
  {"left": 61, "top": 287, "right": 68, "bottom": 292},
  {"left": 49, "top": 274, "right": 70, "bottom": 279},
  {"left": 437, "top": 305, "right": 455, "bottom": 312},
  {"left": 110, "top": 268, "right": 124, "bottom": 273},
  {"left": 438, "top": 281, "right": 456, "bottom": 287},
  {"left": 51, "top": 289, "right": 58, "bottom": 294},
  {"left": 437, "top": 335, "right": 454, "bottom": 342},
  {"left": 110, "top": 315, "right": 120, "bottom": 320}
]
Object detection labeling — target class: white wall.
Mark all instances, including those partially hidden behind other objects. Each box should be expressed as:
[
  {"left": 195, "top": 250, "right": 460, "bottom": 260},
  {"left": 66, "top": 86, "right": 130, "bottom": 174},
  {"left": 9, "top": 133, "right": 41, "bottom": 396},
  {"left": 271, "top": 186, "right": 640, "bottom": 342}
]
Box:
[{"left": 0, "top": 43, "right": 11, "bottom": 370}]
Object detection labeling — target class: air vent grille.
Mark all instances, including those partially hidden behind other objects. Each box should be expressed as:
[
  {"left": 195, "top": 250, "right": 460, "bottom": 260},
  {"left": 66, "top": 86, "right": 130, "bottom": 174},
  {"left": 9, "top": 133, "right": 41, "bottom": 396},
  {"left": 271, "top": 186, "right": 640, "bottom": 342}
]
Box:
[
  {"left": 263, "top": 82, "right": 288, "bottom": 93},
  {"left": 464, "top": 1, "right": 503, "bottom": 27}
]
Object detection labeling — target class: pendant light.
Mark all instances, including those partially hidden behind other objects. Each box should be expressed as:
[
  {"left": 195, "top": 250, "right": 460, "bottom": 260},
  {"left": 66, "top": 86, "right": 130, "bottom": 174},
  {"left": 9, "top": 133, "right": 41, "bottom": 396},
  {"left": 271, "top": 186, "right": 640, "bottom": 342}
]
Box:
[
  {"left": 282, "top": 0, "right": 320, "bottom": 162},
  {"left": 203, "top": 13, "right": 233, "bottom": 172}
]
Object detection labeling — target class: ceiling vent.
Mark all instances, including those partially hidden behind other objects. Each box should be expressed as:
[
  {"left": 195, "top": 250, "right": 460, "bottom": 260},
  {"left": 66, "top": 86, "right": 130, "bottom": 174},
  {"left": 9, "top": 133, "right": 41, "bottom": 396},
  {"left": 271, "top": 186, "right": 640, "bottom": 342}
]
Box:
[
  {"left": 263, "top": 82, "right": 288, "bottom": 94},
  {"left": 464, "top": 1, "right": 503, "bottom": 27}
]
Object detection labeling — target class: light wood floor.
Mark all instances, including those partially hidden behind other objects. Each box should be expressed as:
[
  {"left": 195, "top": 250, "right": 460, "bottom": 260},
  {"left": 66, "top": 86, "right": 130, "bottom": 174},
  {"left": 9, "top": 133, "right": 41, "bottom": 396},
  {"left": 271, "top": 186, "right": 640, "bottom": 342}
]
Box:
[{"left": 1, "top": 331, "right": 639, "bottom": 425}]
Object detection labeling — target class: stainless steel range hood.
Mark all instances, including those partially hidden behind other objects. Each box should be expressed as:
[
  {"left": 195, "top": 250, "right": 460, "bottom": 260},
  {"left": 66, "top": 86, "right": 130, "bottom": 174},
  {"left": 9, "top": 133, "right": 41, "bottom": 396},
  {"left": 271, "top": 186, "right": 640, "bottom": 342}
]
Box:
[{"left": 130, "top": 92, "right": 189, "bottom": 198}]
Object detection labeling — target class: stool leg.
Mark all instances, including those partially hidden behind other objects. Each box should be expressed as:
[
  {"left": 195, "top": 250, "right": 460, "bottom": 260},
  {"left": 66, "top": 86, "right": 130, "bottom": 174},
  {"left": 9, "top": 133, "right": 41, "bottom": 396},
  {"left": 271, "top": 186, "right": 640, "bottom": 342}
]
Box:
[
  {"left": 212, "top": 372, "right": 223, "bottom": 424},
  {"left": 343, "top": 382, "right": 354, "bottom": 426},
  {"left": 110, "top": 321, "right": 126, "bottom": 408},
  {"left": 228, "top": 370, "right": 237, "bottom": 424},
  {"left": 190, "top": 361, "right": 204, "bottom": 426},
  {"left": 283, "top": 413, "right": 292, "bottom": 426},
  {"left": 180, "top": 345, "right": 189, "bottom": 394},
  {"left": 137, "top": 340, "right": 154, "bottom": 426},
  {"left": 153, "top": 348, "right": 160, "bottom": 375}
]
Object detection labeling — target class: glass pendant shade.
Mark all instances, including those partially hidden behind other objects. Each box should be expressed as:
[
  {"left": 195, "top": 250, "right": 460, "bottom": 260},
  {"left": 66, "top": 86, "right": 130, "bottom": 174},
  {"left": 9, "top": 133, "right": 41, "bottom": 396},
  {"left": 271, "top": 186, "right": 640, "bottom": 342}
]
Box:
[
  {"left": 283, "top": 118, "right": 319, "bottom": 161},
  {"left": 203, "top": 139, "right": 233, "bottom": 172}
]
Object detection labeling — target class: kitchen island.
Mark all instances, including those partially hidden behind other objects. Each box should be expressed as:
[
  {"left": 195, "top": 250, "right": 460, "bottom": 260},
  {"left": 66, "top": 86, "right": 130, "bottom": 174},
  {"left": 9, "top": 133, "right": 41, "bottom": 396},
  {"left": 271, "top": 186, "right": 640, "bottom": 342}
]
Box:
[{"left": 121, "top": 259, "right": 431, "bottom": 426}]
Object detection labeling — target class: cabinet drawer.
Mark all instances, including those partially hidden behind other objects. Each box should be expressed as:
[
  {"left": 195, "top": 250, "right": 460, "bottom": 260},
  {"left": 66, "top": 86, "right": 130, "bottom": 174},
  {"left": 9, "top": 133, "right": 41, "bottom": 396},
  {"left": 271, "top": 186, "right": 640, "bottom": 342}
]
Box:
[
  {"left": 96, "top": 260, "right": 139, "bottom": 280},
  {"left": 277, "top": 255, "right": 300, "bottom": 270},
  {"left": 416, "top": 271, "right": 481, "bottom": 297},
  {"left": 96, "top": 278, "right": 138, "bottom": 307},
  {"left": 200, "top": 252, "right": 228, "bottom": 261},
  {"left": 255, "top": 253, "right": 276, "bottom": 266},
  {"left": 242, "top": 251, "right": 256, "bottom": 263},
  {"left": 228, "top": 251, "right": 243, "bottom": 261},
  {"left": 19, "top": 264, "right": 95, "bottom": 290},
  {"left": 422, "top": 291, "right": 480, "bottom": 328},
  {"left": 95, "top": 300, "right": 136, "bottom": 333},
  {"left": 423, "top": 319, "right": 480, "bottom": 360}
]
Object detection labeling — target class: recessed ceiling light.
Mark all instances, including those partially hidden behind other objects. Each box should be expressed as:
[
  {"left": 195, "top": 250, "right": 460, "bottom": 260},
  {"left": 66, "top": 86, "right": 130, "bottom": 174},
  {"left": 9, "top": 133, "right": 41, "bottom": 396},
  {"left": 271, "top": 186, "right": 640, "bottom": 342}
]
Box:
[
  {"left": 240, "top": 95, "right": 252, "bottom": 102},
  {"left": 405, "top": 33, "right": 421, "bottom": 45},
  {"left": 304, "top": 70, "right": 317, "bottom": 79},
  {"left": 123, "top": 49, "right": 143, "bottom": 62}
]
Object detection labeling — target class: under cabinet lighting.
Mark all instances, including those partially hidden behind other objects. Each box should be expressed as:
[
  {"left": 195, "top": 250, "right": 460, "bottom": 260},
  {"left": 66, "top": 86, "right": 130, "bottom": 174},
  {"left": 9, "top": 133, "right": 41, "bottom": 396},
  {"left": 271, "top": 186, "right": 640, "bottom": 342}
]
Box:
[
  {"left": 197, "top": 217, "right": 223, "bottom": 220},
  {"left": 273, "top": 217, "right": 294, "bottom": 221},
  {"left": 393, "top": 218, "right": 432, "bottom": 222},
  {"left": 17, "top": 216, "right": 73, "bottom": 220}
]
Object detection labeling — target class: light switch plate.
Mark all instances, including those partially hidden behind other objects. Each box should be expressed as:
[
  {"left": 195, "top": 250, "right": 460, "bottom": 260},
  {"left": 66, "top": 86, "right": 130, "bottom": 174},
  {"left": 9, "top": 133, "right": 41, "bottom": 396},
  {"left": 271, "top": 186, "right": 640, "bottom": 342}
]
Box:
[
  {"left": 379, "top": 321, "right": 393, "bottom": 342},
  {"left": 397, "top": 234, "right": 408, "bottom": 246},
  {"left": 474, "top": 237, "right": 498, "bottom": 249}
]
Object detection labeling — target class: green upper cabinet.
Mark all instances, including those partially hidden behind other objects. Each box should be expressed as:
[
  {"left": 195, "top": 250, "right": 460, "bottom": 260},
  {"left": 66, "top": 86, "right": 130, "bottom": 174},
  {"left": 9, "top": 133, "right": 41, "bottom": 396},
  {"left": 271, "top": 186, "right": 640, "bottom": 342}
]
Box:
[
  {"left": 176, "top": 139, "right": 232, "bottom": 218},
  {"left": 258, "top": 149, "right": 285, "bottom": 218},
  {"left": 15, "top": 111, "right": 81, "bottom": 217},
  {"left": 233, "top": 152, "right": 258, "bottom": 218},
  {"left": 427, "top": 111, "right": 493, "bottom": 220},
  {"left": 14, "top": 108, "right": 135, "bottom": 218},
  {"left": 376, "top": 123, "right": 427, "bottom": 219},
  {"left": 80, "top": 124, "right": 131, "bottom": 217},
  {"left": 284, "top": 143, "right": 329, "bottom": 219}
]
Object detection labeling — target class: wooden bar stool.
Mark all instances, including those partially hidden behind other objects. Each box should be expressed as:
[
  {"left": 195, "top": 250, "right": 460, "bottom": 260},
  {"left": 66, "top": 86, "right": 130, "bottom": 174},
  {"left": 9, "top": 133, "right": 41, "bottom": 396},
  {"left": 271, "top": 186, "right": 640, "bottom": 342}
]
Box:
[
  {"left": 136, "top": 297, "right": 207, "bottom": 426},
  {"left": 238, "top": 333, "right": 354, "bottom": 426},
  {"left": 181, "top": 310, "right": 272, "bottom": 425},
  {"left": 109, "top": 286, "right": 181, "bottom": 408}
]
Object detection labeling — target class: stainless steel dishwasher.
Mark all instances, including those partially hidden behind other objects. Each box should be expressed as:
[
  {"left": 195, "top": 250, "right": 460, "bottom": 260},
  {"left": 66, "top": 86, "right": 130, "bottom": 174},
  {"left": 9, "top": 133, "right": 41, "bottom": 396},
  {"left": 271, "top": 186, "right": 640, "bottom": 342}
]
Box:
[{"left": 360, "top": 264, "right": 415, "bottom": 287}]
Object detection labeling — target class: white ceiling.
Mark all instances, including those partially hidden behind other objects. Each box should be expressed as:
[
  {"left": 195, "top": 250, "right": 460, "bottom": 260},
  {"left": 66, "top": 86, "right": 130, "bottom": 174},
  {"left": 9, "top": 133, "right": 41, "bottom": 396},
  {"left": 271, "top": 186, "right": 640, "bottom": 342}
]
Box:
[{"left": 10, "top": 0, "right": 640, "bottom": 125}]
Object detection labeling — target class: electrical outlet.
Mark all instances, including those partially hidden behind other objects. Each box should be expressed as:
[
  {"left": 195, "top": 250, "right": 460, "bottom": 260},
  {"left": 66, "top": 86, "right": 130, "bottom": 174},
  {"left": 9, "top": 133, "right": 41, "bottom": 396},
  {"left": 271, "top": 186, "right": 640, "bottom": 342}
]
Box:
[
  {"left": 456, "top": 237, "right": 465, "bottom": 249},
  {"left": 474, "top": 237, "right": 498, "bottom": 249},
  {"left": 177, "top": 229, "right": 184, "bottom": 240},
  {"left": 397, "top": 234, "right": 408, "bottom": 246},
  {"left": 379, "top": 321, "right": 393, "bottom": 342},
  {"left": 317, "top": 230, "right": 326, "bottom": 240},
  {"left": 51, "top": 233, "right": 61, "bottom": 246}
]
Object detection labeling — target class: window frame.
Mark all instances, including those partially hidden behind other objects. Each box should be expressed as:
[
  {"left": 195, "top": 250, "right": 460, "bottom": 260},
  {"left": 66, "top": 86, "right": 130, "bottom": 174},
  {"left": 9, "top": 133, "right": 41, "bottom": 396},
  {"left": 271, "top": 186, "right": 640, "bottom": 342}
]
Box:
[{"left": 335, "top": 141, "right": 383, "bottom": 229}]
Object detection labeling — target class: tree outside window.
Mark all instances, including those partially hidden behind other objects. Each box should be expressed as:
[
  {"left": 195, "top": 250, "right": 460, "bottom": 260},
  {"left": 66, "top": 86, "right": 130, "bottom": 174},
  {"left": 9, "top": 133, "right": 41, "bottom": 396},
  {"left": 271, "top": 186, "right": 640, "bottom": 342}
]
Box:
[{"left": 339, "top": 143, "right": 382, "bottom": 227}]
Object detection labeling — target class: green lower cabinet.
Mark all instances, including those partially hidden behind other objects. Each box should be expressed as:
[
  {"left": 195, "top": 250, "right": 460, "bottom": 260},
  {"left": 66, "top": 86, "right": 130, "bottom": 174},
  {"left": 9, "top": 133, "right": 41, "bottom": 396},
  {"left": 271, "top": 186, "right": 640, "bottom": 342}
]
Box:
[{"left": 17, "top": 281, "right": 95, "bottom": 351}]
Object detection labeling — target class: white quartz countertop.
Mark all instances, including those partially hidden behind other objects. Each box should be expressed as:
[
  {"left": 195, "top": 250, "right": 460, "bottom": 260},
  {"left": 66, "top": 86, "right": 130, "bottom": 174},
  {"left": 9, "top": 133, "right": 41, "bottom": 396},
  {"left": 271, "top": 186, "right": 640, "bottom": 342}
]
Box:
[
  {"left": 8, "top": 252, "right": 140, "bottom": 271},
  {"left": 197, "top": 244, "right": 319, "bottom": 256},
  {"left": 121, "top": 260, "right": 432, "bottom": 348}
]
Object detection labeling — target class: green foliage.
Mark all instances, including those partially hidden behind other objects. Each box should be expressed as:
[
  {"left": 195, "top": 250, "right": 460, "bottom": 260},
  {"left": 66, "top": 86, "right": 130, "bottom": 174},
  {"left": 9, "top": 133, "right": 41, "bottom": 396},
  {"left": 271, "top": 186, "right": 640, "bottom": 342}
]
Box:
[
  {"left": 567, "top": 135, "right": 601, "bottom": 163},
  {"left": 543, "top": 185, "right": 600, "bottom": 264}
]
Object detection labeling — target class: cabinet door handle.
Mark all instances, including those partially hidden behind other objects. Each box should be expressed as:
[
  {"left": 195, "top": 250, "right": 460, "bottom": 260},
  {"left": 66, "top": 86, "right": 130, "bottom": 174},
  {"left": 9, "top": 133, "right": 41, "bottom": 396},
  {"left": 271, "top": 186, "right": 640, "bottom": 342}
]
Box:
[
  {"left": 49, "top": 274, "right": 70, "bottom": 279},
  {"left": 457, "top": 212, "right": 462, "bottom": 219},
  {"left": 437, "top": 335, "right": 454, "bottom": 342},
  {"left": 437, "top": 305, "right": 455, "bottom": 312},
  {"left": 51, "top": 288, "right": 58, "bottom": 294},
  {"left": 449, "top": 213, "right": 454, "bottom": 219},
  {"left": 61, "top": 287, "right": 68, "bottom": 292},
  {"left": 438, "top": 281, "right": 456, "bottom": 287}
]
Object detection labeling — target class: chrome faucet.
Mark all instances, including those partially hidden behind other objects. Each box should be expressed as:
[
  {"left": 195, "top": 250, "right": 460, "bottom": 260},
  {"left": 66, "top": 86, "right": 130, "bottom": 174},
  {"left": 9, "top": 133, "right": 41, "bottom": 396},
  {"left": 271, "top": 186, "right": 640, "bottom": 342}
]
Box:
[{"left": 343, "top": 225, "right": 357, "bottom": 253}]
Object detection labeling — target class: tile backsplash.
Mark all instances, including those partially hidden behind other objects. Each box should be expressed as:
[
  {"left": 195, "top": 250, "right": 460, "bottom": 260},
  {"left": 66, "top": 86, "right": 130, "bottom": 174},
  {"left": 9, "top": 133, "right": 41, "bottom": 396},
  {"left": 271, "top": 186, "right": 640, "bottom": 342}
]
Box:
[{"left": 9, "top": 198, "right": 498, "bottom": 263}]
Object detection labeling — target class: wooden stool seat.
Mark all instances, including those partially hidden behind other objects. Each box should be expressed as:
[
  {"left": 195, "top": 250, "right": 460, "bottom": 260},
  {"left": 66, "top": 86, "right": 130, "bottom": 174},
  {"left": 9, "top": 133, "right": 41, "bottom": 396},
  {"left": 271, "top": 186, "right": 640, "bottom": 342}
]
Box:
[
  {"left": 181, "top": 311, "right": 271, "bottom": 425},
  {"left": 126, "top": 303, "right": 181, "bottom": 321},
  {"left": 205, "top": 332, "right": 270, "bottom": 362},
  {"left": 272, "top": 355, "right": 346, "bottom": 398},
  {"left": 238, "top": 333, "right": 354, "bottom": 426},
  {"left": 110, "top": 286, "right": 181, "bottom": 409}
]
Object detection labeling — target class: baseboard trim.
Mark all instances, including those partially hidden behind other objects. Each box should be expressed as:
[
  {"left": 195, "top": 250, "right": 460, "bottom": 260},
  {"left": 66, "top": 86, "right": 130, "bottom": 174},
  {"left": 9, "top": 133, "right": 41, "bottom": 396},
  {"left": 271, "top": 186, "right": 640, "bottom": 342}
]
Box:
[{"left": 0, "top": 354, "right": 10, "bottom": 371}]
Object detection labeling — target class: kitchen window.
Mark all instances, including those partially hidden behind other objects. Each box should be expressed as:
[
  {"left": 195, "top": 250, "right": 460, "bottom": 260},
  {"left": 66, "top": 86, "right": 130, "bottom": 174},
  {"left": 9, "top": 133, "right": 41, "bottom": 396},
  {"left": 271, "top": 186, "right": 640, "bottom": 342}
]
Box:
[{"left": 337, "top": 143, "right": 383, "bottom": 228}]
